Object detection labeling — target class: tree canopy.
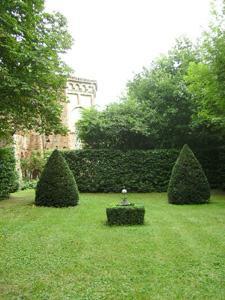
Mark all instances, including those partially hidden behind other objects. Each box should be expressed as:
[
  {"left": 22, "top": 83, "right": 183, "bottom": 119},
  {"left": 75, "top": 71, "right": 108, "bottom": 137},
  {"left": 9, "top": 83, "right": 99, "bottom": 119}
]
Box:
[
  {"left": 0, "top": 0, "right": 72, "bottom": 139},
  {"left": 77, "top": 100, "right": 149, "bottom": 150},
  {"left": 126, "top": 37, "right": 198, "bottom": 149},
  {"left": 77, "top": 32, "right": 225, "bottom": 150},
  {"left": 185, "top": 0, "right": 225, "bottom": 121}
]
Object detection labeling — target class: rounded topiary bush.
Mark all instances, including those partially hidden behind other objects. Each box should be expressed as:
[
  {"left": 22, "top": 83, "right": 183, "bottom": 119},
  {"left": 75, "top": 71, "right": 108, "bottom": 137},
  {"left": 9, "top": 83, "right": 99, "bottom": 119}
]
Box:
[
  {"left": 35, "top": 149, "right": 79, "bottom": 207},
  {"left": 168, "top": 144, "right": 210, "bottom": 204}
]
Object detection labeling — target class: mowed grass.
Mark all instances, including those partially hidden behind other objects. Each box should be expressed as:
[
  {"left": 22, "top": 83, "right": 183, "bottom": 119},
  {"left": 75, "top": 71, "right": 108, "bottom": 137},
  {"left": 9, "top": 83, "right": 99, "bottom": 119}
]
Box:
[{"left": 0, "top": 191, "right": 225, "bottom": 300}]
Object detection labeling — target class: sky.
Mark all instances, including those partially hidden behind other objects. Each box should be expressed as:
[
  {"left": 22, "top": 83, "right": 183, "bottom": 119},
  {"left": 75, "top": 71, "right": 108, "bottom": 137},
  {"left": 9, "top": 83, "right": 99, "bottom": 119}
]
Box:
[{"left": 45, "top": 0, "right": 212, "bottom": 107}]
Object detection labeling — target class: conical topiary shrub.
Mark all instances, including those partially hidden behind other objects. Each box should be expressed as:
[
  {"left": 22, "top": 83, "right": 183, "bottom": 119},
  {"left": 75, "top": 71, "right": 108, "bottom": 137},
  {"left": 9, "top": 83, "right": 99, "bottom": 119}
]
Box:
[
  {"left": 168, "top": 144, "right": 210, "bottom": 204},
  {"left": 35, "top": 149, "right": 79, "bottom": 207}
]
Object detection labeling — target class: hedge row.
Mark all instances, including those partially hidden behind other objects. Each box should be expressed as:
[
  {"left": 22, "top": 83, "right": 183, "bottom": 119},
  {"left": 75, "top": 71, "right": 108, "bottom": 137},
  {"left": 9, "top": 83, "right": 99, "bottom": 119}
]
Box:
[
  {"left": 0, "top": 147, "right": 19, "bottom": 198},
  {"left": 62, "top": 148, "right": 225, "bottom": 192},
  {"left": 196, "top": 147, "right": 225, "bottom": 189}
]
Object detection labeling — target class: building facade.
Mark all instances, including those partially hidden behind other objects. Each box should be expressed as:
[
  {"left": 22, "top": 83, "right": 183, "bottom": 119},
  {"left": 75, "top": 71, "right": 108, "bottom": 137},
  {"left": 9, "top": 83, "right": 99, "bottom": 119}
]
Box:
[{"left": 16, "top": 76, "right": 97, "bottom": 158}]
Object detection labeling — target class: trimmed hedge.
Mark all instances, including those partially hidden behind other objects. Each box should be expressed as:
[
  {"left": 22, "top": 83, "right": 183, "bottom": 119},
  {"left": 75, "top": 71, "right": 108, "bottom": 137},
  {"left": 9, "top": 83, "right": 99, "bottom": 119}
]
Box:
[
  {"left": 196, "top": 147, "right": 225, "bottom": 189},
  {"left": 106, "top": 205, "right": 145, "bottom": 225},
  {"left": 0, "top": 147, "right": 19, "bottom": 198},
  {"left": 35, "top": 149, "right": 79, "bottom": 207},
  {"left": 63, "top": 149, "right": 178, "bottom": 192},
  {"left": 62, "top": 148, "right": 225, "bottom": 192},
  {"left": 168, "top": 145, "right": 210, "bottom": 204}
]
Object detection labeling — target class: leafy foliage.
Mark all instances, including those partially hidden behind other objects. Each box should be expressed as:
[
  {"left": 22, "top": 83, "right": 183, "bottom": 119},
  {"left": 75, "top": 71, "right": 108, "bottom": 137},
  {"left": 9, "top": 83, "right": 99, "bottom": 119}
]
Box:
[
  {"left": 0, "top": 147, "right": 19, "bottom": 198},
  {"left": 127, "top": 38, "right": 198, "bottom": 149},
  {"left": 106, "top": 205, "right": 145, "bottom": 225},
  {"left": 62, "top": 148, "right": 225, "bottom": 193},
  {"left": 185, "top": 1, "right": 225, "bottom": 120},
  {"left": 21, "top": 179, "right": 38, "bottom": 190},
  {"left": 20, "top": 150, "right": 45, "bottom": 179},
  {"left": 35, "top": 149, "right": 79, "bottom": 207},
  {"left": 77, "top": 101, "right": 148, "bottom": 150},
  {"left": 63, "top": 149, "right": 178, "bottom": 192},
  {"left": 0, "top": 0, "right": 72, "bottom": 138},
  {"left": 168, "top": 145, "right": 210, "bottom": 204},
  {"left": 77, "top": 37, "right": 225, "bottom": 150}
]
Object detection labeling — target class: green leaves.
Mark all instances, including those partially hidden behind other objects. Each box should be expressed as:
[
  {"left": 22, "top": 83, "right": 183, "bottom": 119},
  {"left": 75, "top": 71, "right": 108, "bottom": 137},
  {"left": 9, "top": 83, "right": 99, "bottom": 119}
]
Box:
[
  {"left": 126, "top": 38, "right": 198, "bottom": 149},
  {"left": 185, "top": 1, "right": 225, "bottom": 119},
  {"left": 0, "top": 0, "right": 72, "bottom": 137},
  {"left": 77, "top": 21, "right": 225, "bottom": 150},
  {"left": 168, "top": 145, "right": 210, "bottom": 204},
  {"left": 35, "top": 149, "right": 79, "bottom": 207},
  {"left": 77, "top": 101, "right": 148, "bottom": 150},
  {"left": 106, "top": 205, "right": 145, "bottom": 225},
  {"left": 63, "top": 147, "right": 225, "bottom": 193},
  {"left": 78, "top": 37, "right": 220, "bottom": 150},
  {"left": 0, "top": 147, "right": 19, "bottom": 198}
]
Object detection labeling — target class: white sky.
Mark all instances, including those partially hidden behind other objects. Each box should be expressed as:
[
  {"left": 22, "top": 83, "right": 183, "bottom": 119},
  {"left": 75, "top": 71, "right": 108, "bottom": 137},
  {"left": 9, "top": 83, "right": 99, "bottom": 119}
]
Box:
[{"left": 45, "top": 0, "right": 211, "bottom": 107}]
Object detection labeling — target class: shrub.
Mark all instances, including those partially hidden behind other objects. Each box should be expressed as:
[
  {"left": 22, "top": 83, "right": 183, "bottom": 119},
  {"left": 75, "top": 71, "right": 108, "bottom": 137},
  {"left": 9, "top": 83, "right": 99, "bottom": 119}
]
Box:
[
  {"left": 196, "top": 147, "right": 225, "bottom": 189},
  {"left": 106, "top": 205, "right": 145, "bottom": 225},
  {"left": 35, "top": 149, "right": 79, "bottom": 207},
  {"left": 21, "top": 179, "right": 38, "bottom": 190},
  {"left": 62, "top": 148, "right": 225, "bottom": 193},
  {"left": 0, "top": 147, "right": 19, "bottom": 199},
  {"left": 20, "top": 150, "right": 45, "bottom": 180},
  {"left": 168, "top": 144, "right": 210, "bottom": 204},
  {"left": 63, "top": 149, "right": 178, "bottom": 192}
]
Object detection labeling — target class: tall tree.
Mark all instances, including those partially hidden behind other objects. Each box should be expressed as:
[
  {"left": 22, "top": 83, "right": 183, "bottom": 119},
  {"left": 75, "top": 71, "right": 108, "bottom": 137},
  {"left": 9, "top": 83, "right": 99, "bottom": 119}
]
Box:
[
  {"left": 0, "top": 0, "right": 73, "bottom": 139},
  {"left": 127, "top": 37, "right": 198, "bottom": 148},
  {"left": 77, "top": 100, "right": 149, "bottom": 150},
  {"left": 78, "top": 36, "right": 225, "bottom": 150},
  {"left": 185, "top": 0, "right": 225, "bottom": 120}
]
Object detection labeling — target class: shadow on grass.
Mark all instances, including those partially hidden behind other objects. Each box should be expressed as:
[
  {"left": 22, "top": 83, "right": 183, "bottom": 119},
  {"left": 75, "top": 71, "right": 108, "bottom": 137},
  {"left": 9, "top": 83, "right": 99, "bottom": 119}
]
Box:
[{"left": 102, "top": 220, "right": 148, "bottom": 227}]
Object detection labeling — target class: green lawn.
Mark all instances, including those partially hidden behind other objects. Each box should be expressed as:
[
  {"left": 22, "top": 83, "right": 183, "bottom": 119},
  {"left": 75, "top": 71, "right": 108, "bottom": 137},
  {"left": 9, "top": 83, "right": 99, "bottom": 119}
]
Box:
[{"left": 0, "top": 190, "right": 225, "bottom": 300}]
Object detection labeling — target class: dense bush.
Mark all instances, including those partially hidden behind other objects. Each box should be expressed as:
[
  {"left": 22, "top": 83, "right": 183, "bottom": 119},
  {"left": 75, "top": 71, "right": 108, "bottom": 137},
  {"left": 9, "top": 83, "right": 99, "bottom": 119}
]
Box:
[
  {"left": 196, "top": 147, "right": 225, "bottom": 189},
  {"left": 20, "top": 151, "right": 45, "bottom": 180},
  {"left": 0, "top": 147, "right": 19, "bottom": 198},
  {"left": 106, "top": 205, "right": 145, "bottom": 225},
  {"left": 168, "top": 145, "right": 210, "bottom": 204},
  {"left": 35, "top": 149, "right": 79, "bottom": 207},
  {"left": 63, "top": 149, "right": 178, "bottom": 192},
  {"left": 62, "top": 148, "right": 225, "bottom": 193},
  {"left": 21, "top": 179, "right": 38, "bottom": 190}
]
